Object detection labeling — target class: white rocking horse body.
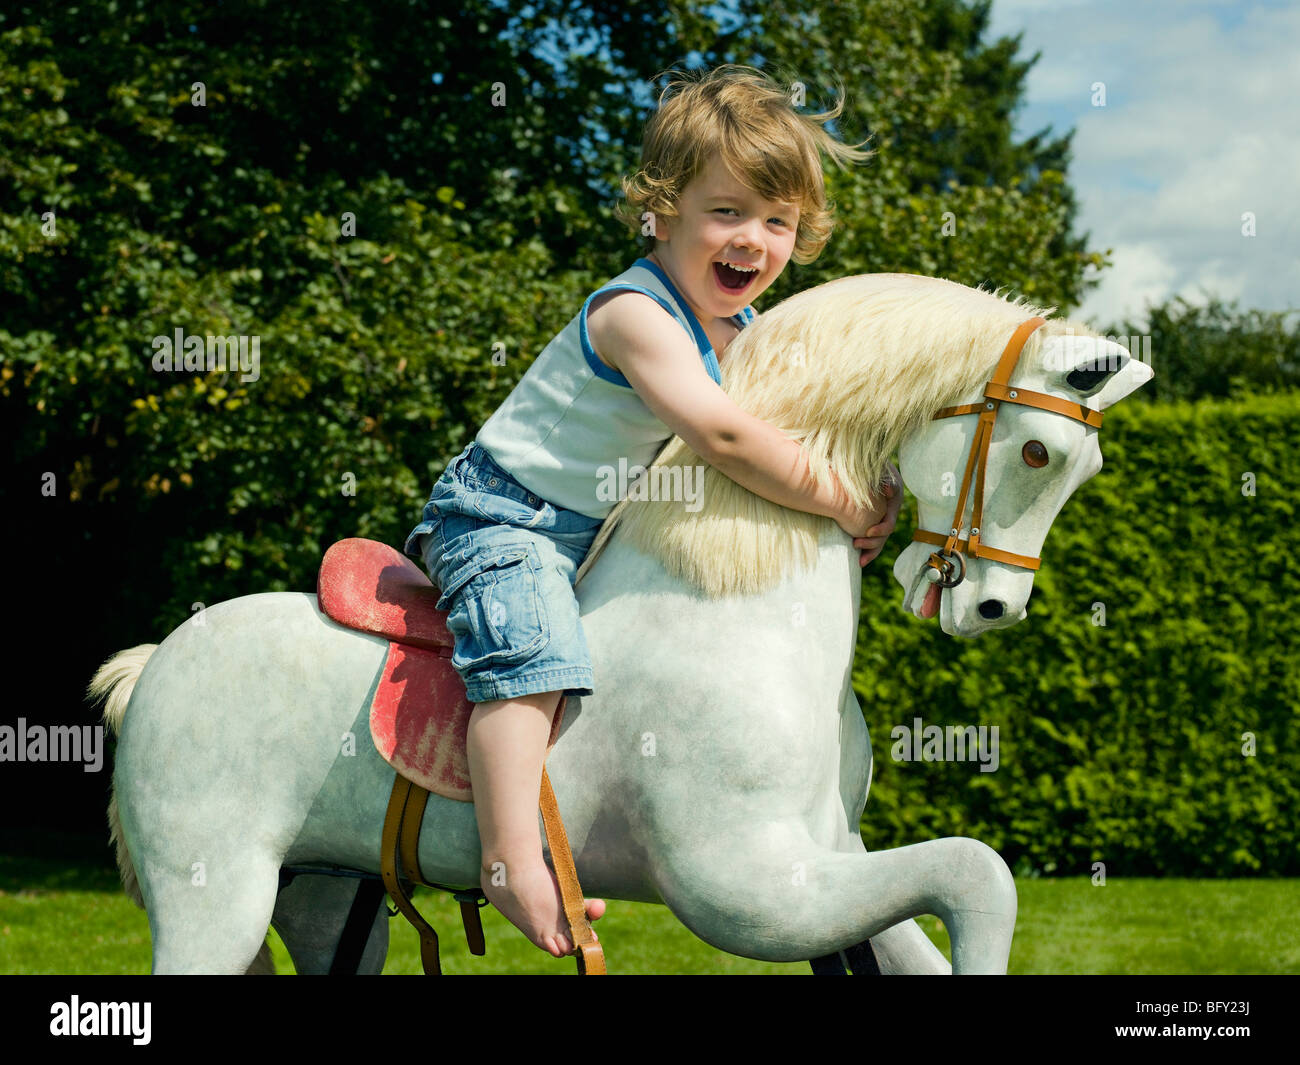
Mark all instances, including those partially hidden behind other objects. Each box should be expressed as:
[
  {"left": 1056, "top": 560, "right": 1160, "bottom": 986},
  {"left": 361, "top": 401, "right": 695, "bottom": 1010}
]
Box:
[{"left": 93, "top": 274, "right": 1152, "bottom": 974}]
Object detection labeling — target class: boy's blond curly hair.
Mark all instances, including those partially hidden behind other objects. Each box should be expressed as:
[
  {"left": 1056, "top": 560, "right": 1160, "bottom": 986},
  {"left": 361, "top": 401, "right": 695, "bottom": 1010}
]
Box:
[{"left": 614, "top": 64, "right": 873, "bottom": 265}]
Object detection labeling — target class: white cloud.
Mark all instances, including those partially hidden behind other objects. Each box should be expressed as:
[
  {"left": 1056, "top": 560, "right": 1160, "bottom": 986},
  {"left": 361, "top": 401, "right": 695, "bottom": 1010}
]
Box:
[
  {"left": 984, "top": 0, "right": 1300, "bottom": 327},
  {"left": 1077, "top": 242, "right": 1178, "bottom": 330}
]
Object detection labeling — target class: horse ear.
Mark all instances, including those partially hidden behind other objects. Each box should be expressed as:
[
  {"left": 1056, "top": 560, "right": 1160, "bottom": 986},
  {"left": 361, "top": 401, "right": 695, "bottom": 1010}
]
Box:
[{"left": 1039, "top": 334, "right": 1154, "bottom": 411}]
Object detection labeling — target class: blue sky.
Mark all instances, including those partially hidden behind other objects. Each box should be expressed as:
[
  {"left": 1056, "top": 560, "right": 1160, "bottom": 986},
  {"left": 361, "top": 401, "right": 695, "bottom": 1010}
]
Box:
[{"left": 983, "top": 0, "right": 1299, "bottom": 328}]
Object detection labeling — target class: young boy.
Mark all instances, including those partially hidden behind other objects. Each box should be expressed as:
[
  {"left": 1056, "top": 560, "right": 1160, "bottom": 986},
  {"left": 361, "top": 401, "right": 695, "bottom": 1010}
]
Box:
[{"left": 403, "top": 64, "right": 901, "bottom": 957}]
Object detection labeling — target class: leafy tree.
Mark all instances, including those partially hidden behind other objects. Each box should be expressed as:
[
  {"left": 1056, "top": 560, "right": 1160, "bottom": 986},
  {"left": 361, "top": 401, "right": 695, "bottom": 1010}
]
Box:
[
  {"left": 1101, "top": 296, "right": 1300, "bottom": 404},
  {"left": 1, "top": 0, "right": 1112, "bottom": 635}
]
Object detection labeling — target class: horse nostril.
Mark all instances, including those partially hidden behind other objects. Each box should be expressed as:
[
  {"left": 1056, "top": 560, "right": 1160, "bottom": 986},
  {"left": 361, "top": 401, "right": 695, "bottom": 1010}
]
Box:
[{"left": 978, "top": 599, "right": 1005, "bottom": 620}]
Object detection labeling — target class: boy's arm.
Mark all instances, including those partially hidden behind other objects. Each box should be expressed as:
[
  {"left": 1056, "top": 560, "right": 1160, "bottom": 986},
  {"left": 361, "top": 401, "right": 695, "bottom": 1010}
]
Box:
[{"left": 588, "top": 292, "right": 880, "bottom": 536}]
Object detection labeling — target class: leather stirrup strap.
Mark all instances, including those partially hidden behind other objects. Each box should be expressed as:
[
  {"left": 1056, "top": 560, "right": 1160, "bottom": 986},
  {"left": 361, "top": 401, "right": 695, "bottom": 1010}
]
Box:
[
  {"left": 396, "top": 780, "right": 487, "bottom": 958},
  {"left": 381, "top": 774, "right": 443, "bottom": 975},
  {"left": 540, "top": 765, "right": 606, "bottom": 974},
  {"left": 540, "top": 695, "right": 606, "bottom": 975},
  {"left": 379, "top": 696, "right": 604, "bottom": 974}
]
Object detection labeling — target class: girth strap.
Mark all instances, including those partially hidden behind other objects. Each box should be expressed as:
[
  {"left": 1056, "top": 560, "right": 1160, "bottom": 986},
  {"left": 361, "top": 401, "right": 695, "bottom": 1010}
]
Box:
[{"left": 328, "top": 875, "right": 390, "bottom": 974}]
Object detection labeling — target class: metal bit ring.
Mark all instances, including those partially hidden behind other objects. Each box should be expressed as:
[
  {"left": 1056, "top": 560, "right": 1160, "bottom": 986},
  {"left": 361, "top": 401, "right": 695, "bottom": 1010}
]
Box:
[{"left": 927, "top": 549, "right": 966, "bottom": 589}]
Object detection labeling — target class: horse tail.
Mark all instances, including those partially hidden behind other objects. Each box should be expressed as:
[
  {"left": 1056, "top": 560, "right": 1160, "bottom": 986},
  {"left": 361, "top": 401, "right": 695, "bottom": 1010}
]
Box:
[
  {"left": 89, "top": 643, "right": 157, "bottom": 738},
  {"left": 87, "top": 644, "right": 158, "bottom": 909}
]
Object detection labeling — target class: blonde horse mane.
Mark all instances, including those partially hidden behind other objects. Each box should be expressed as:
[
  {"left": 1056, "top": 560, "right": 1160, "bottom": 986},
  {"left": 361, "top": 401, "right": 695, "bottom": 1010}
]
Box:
[{"left": 575, "top": 273, "right": 1101, "bottom": 599}]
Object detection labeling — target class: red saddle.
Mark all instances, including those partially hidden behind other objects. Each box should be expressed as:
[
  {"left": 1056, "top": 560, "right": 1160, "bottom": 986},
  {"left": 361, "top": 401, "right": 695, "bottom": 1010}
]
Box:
[
  {"left": 317, "top": 538, "right": 561, "bottom": 802},
  {"left": 316, "top": 537, "right": 604, "bottom": 975}
]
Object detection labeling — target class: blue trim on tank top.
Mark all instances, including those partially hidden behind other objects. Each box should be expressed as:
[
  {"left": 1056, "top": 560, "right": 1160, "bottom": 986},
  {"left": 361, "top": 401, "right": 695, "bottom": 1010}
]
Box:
[
  {"left": 579, "top": 283, "right": 685, "bottom": 388},
  {"left": 577, "top": 258, "right": 752, "bottom": 390}
]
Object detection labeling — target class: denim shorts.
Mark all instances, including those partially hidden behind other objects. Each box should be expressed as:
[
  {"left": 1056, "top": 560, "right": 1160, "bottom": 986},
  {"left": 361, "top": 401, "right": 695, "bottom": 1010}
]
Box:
[{"left": 402, "top": 441, "right": 605, "bottom": 703}]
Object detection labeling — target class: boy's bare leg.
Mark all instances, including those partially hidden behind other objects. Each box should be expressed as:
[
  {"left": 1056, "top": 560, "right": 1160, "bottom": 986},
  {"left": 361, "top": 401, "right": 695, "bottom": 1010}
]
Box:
[{"left": 467, "top": 690, "right": 605, "bottom": 957}]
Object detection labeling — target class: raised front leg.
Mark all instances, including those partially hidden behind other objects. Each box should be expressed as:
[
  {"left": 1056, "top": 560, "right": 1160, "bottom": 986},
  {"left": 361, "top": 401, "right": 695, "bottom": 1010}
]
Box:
[{"left": 650, "top": 825, "right": 1016, "bottom": 974}]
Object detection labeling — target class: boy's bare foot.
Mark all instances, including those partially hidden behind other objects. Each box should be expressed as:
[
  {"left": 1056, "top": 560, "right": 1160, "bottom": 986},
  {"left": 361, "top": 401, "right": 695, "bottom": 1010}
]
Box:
[{"left": 481, "top": 854, "right": 605, "bottom": 957}]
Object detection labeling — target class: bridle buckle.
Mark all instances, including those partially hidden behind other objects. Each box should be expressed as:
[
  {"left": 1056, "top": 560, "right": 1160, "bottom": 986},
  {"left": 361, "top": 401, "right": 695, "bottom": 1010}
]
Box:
[{"left": 925, "top": 550, "right": 966, "bottom": 589}]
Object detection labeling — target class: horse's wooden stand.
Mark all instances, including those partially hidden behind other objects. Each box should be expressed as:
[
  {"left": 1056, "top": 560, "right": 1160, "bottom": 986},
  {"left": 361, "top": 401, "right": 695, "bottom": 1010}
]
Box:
[{"left": 316, "top": 538, "right": 605, "bottom": 975}]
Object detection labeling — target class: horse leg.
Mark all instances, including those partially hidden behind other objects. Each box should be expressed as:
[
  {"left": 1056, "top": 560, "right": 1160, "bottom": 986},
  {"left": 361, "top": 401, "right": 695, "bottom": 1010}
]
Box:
[
  {"left": 272, "top": 874, "right": 389, "bottom": 975},
  {"left": 140, "top": 847, "right": 283, "bottom": 975},
  {"left": 864, "top": 918, "right": 952, "bottom": 974},
  {"left": 652, "top": 826, "right": 1015, "bottom": 974},
  {"left": 811, "top": 921, "right": 952, "bottom": 974}
]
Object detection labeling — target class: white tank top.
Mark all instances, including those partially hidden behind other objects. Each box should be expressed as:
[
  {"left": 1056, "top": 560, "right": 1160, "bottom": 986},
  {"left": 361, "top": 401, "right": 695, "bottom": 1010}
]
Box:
[{"left": 475, "top": 257, "right": 755, "bottom": 518}]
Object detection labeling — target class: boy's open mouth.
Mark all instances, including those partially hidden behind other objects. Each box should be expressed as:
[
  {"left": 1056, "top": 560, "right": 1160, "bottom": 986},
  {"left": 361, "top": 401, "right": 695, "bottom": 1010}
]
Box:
[{"left": 713, "top": 261, "right": 757, "bottom": 292}]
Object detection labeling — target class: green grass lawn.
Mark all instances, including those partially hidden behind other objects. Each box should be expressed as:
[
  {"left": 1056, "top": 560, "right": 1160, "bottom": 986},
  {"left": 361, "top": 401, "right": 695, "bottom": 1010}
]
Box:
[{"left": 1, "top": 849, "right": 1295, "bottom": 974}]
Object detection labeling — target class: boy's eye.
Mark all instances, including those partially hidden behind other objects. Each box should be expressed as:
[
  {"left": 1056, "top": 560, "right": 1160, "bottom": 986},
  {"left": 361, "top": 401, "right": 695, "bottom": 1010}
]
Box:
[{"left": 714, "top": 207, "right": 790, "bottom": 226}]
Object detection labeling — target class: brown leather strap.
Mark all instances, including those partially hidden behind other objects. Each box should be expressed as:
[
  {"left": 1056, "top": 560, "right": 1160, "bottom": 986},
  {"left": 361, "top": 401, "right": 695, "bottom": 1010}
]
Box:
[
  {"left": 540, "top": 765, "right": 606, "bottom": 974},
  {"left": 968, "top": 318, "right": 1046, "bottom": 560},
  {"left": 916, "top": 317, "right": 1071, "bottom": 573},
  {"left": 380, "top": 693, "right": 605, "bottom": 975},
  {"left": 983, "top": 382, "right": 1104, "bottom": 427},
  {"left": 967, "top": 395, "right": 999, "bottom": 558},
  {"left": 912, "top": 528, "right": 1042, "bottom": 569},
  {"left": 539, "top": 695, "right": 606, "bottom": 975},
  {"left": 398, "top": 775, "right": 427, "bottom": 890},
  {"left": 943, "top": 399, "right": 994, "bottom": 560},
  {"left": 991, "top": 316, "right": 1048, "bottom": 387},
  {"left": 935, "top": 384, "right": 1104, "bottom": 428},
  {"left": 381, "top": 774, "right": 443, "bottom": 975}
]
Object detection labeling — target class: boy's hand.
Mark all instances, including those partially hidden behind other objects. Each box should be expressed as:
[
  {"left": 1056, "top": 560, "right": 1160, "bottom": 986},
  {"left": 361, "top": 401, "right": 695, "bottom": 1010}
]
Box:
[{"left": 836, "top": 463, "right": 903, "bottom": 567}]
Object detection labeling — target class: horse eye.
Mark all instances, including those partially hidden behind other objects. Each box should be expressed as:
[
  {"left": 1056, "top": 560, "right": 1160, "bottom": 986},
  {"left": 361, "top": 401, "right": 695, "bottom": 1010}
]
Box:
[{"left": 1022, "top": 440, "right": 1049, "bottom": 468}]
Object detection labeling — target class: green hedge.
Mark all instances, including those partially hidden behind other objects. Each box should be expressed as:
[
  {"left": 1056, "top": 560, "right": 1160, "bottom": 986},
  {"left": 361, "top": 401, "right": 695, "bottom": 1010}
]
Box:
[{"left": 854, "top": 391, "right": 1300, "bottom": 876}]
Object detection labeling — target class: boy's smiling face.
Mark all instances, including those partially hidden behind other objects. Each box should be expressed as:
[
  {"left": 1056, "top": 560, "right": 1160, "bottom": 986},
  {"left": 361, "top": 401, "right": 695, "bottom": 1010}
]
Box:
[{"left": 648, "top": 153, "right": 800, "bottom": 326}]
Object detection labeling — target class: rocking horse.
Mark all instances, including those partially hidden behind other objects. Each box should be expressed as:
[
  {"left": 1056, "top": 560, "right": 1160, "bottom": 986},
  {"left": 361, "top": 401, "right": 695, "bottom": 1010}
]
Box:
[{"left": 89, "top": 273, "right": 1151, "bottom": 974}]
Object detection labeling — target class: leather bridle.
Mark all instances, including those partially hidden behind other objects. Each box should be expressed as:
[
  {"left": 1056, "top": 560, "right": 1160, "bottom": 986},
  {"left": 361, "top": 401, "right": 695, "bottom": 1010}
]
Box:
[{"left": 911, "top": 316, "right": 1104, "bottom": 589}]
